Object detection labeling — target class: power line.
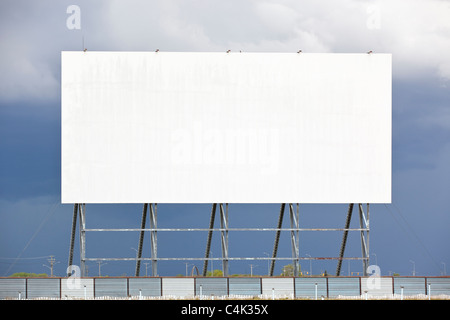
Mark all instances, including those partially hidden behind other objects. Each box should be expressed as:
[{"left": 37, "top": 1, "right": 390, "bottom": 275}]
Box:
[
  {"left": 0, "top": 256, "right": 52, "bottom": 260},
  {"left": 3, "top": 200, "right": 60, "bottom": 276},
  {"left": 391, "top": 203, "right": 441, "bottom": 272},
  {"left": 384, "top": 203, "right": 441, "bottom": 273},
  {"left": 97, "top": 261, "right": 107, "bottom": 277},
  {"left": 43, "top": 256, "right": 59, "bottom": 277},
  {"left": 0, "top": 256, "right": 53, "bottom": 267}
]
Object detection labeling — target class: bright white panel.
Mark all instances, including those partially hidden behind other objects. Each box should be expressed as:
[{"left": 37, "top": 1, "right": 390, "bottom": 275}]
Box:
[{"left": 61, "top": 51, "right": 391, "bottom": 203}]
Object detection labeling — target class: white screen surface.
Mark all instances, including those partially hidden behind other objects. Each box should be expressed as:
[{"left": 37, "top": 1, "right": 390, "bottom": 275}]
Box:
[{"left": 61, "top": 52, "right": 391, "bottom": 203}]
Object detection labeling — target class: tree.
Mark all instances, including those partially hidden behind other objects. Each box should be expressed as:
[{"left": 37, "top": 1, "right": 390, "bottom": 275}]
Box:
[
  {"left": 281, "top": 264, "right": 301, "bottom": 277},
  {"left": 206, "top": 269, "right": 223, "bottom": 277},
  {"left": 9, "top": 272, "right": 48, "bottom": 278}
]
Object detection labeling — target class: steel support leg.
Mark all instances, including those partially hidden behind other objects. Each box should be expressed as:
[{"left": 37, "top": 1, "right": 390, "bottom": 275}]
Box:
[
  {"left": 202, "top": 204, "right": 217, "bottom": 276},
  {"left": 135, "top": 203, "right": 148, "bottom": 276},
  {"left": 219, "top": 203, "right": 229, "bottom": 277},
  {"left": 78, "top": 203, "right": 86, "bottom": 277},
  {"left": 270, "top": 203, "right": 286, "bottom": 276},
  {"left": 150, "top": 203, "right": 157, "bottom": 276},
  {"left": 289, "top": 204, "right": 300, "bottom": 276},
  {"left": 336, "top": 203, "right": 354, "bottom": 276},
  {"left": 67, "top": 203, "right": 79, "bottom": 276},
  {"left": 358, "top": 203, "right": 369, "bottom": 276},
  {"left": 366, "top": 203, "right": 370, "bottom": 265}
]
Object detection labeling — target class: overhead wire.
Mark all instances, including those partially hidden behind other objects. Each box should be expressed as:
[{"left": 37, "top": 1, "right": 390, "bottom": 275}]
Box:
[
  {"left": 0, "top": 256, "right": 52, "bottom": 266},
  {"left": 383, "top": 203, "right": 441, "bottom": 273},
  {"left": 3, "top": 200, "right": 60, "bottom": 276},
  {"left": 0, "top": 255, "right": 52, "bottom": 260}
]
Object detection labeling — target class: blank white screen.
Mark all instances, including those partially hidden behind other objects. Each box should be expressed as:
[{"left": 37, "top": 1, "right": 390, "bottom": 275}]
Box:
[{"left": 61, "top": 52, "right": 391, "bottom": 203}]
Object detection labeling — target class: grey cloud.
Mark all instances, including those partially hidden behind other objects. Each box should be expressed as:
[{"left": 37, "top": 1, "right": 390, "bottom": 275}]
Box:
[{"left": 2, "top": 0, "right": 450, "bottom": 104}]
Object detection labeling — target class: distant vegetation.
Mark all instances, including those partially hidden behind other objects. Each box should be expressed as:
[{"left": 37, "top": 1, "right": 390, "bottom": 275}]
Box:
[
  {"left": 175, "top": 265, "right": 338, "bottom": 277},
  {"left": 9, "top": 272, "right": 48, "bottom": 278},
  {"left": 206, "top": 270, "right": 224, "bottom": 277}
]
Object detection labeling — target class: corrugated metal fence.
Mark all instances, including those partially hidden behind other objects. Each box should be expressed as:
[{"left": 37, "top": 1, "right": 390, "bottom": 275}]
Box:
[{"left": 1, "top": 276, "right": 449, "bottom": 299}]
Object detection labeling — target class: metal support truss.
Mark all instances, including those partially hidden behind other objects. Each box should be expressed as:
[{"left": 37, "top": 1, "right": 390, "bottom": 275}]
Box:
[
  {"left": 202, "top": 203, "right": 229, "bottom": 277},
  {"left": 149, "top": 203, "right": 158, "bottom": 276},
  {"left": 135, "top": 203, "right": 148, "bottom": 276},
  {"left": 134, "top": 203, "right": 157, "bottom": 276},
  {"left": 68, "top": 203, "right": 86, "bottom": 277},
  {"left": 269, "top": 204, "right": 300, "bottom": 276},
  {"left": 86, "top": 257, "right": 367, "bottom": 262},
  {"left": 69, "top": 203, "right": 370, "bottom": 277},
  {"left": 67, "top": 203, "right": 86, "bottom": 277},
  {"left": 202, "top": 203, "right": 217, "bottom": 276},
  {"left": 269, "top": 203, "right": 285, "bottom": 276},
  {"left": 77, "top": 203, "right": 86, "bottom": 277},
  {"left": 289, "top": 204, "right": 300, "bottom": 276},
  {"left": 219, "top": 203, "right": 229, "bottom": 277},
  {"left": 67, "top": 203, "right": 78, "bottom": 276},
  {"left": 358, "top": 203, "right": 370, "bottom": 276},
  {"left": 335, "top": 203, "right": 370, "bottom": 276},
  {"left": 336, "top": 203, "right": 354, "bottom": 276}
]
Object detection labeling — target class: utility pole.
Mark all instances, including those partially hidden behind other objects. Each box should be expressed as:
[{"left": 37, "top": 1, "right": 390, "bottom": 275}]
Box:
[
  {"left": 185, "top": 262, "right": 190, "bottom": 277},
  {"left": 250, "top": 264, "right": 257, "bottom": 277},
  {"left": 264, "top": 252, "right": 270, "bottom": 275},
  {"left": 410, "top": 260, "right": 416, "bottom": 276},
  {"left": 43, "top": 256, "right": 59, "bottom": 277},
  {"left": 48, "top": 256, "right": 56, "bottom": 277},
  {"left": 97, "top": 261, "right": 107, "bottom": 277},
  {"left": 306, "top": 254, "right": 312, "bottom": 276},
  {"left": 144, "top": 263, "right": 150, "bottom": 277}
]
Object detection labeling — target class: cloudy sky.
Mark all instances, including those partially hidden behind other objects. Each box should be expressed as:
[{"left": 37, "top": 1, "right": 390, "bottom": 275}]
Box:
[{"left": 0, "top": 0, "right": 449, "bottom": 277}]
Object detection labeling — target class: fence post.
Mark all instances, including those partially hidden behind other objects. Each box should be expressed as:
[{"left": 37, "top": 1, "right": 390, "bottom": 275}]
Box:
[
  {"left": 193, "top": 277, "right": 196, "bottom": 297},
  {"left": 391, "top": 276, "right": 395, "bottom": 297},
  {"left": 293, "top": 277, "right": 296, "bottom": 298},
  {"left": 260, "top": 277, "right": 263, "bottom": 295},
  {"left": 358, "top": 277, "right": 362, "bottom": 296},
  {"left": 315, "top": 283, "right": 318, "bottom": 300}
]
